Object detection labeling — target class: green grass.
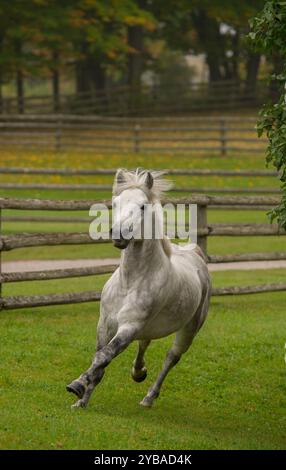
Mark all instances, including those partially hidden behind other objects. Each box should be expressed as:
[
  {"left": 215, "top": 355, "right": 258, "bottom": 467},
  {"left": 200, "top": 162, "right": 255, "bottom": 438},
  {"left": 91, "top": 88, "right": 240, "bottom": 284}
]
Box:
[
  {"left": 0, "top": 148, "right": 285, "bottom": 450},
  {"left": 0, "top": 269, "right": 285, "bottom": 450},
  {"left": 0, "top": 149, "right": 279, "bottom": 199}
]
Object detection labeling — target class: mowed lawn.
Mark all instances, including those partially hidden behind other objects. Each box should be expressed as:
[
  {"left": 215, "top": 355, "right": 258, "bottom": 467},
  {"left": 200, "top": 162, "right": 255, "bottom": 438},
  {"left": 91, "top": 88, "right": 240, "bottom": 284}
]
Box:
[
  {"left": 0, "top": 270, "right": 285, "bottom": 450},
  {"left": 0, "top": 148, "right": 285, "bottom": 449}
]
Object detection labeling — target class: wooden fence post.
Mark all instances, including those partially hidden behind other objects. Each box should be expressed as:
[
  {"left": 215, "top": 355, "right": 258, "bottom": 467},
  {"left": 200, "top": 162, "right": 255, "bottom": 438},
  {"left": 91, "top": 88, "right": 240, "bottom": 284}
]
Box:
[
  {"left": 220, "top": 118, "right": 227, "bottom": 156},
  {"left": 133, "top": 124, "right": 141, "bottom": 153},
  {"left": 197, "top": 204, "right": 208, "bottom": 255}
]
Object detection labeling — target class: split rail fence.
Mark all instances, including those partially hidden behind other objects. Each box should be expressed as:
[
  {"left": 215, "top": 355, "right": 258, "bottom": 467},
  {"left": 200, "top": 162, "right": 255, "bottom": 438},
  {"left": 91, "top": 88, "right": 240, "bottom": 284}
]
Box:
[
  {"left": 0, "top": 115, "right": 267, "bottom": 155},
  {"left": 0, "top": 166, "right": 281, "bottom": 203},
  {"left": 0, "top": 195, "right": 285, "bottom": 311}
]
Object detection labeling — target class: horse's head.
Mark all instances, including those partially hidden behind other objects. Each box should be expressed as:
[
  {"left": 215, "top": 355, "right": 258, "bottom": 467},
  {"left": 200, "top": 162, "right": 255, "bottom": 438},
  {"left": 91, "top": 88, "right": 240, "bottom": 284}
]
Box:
[{"left": 110, "top": 169, "right": 154, "bottom": 249}]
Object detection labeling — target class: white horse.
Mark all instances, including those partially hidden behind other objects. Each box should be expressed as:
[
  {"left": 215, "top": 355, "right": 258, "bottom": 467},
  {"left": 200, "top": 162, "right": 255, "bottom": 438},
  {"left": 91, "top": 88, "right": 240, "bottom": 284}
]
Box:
[{"left": 67, "top": 169, "right": 211, "bottom": 408}]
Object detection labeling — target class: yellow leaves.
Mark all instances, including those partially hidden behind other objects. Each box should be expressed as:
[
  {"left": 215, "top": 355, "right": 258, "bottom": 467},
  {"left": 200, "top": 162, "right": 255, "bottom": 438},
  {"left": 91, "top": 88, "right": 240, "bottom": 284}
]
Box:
[
  {"left": 124, "top": 15, "right": 155, "bottom": 32},
  {"left": 106, "top": 50, "right": 117, "bottom": 60}
]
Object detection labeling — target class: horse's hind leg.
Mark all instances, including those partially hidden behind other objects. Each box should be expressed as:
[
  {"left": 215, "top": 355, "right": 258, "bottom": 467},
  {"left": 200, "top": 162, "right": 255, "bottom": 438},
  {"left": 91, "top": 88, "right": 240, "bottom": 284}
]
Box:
[
  {"left": 132, "top": 340, "right": 151, "bottom": 383},
  {"left": 140, "top": 277, "right": 211, "bottom": 408},
  {"left": 140, "top": 312, "right": 207, "bottom": 407}
]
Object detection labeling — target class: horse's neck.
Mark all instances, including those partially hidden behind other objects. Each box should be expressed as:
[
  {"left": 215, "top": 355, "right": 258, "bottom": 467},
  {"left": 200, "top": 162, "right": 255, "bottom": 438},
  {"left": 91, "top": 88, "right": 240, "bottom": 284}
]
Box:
[{"left": 120, "top": 239, "right": 169, "bottom": 281}]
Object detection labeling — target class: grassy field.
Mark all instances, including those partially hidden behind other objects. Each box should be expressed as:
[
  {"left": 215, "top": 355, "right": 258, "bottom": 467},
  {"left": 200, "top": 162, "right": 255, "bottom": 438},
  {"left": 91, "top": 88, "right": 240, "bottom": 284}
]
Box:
[
  {"left": 0, "top": 149, "right": 278, "bottom": 196},
  {"left": 0, "top": 148, "right": 285, "bottom": 450},
  {"left": 0, "top": 269, "right": 285, "bottom": 450}
]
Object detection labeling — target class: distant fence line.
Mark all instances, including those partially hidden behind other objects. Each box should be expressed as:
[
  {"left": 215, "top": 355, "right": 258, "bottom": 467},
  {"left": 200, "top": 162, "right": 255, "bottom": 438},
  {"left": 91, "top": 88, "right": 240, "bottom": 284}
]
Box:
[
  {"left": 0, "top": 195, "right": 285, "bottom": 311},
  {"left": 0, "top": 80, "right": 272, "bottom": 116},
  {"left": 0, "top": 114, "right": 267, "bottom": 155}
]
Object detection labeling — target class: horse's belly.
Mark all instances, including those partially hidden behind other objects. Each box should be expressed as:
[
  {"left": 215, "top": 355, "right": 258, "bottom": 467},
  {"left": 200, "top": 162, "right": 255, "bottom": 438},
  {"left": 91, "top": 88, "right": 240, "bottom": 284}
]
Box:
[{"left": 137, "top": 304, "right": 197, "bottom": 340}]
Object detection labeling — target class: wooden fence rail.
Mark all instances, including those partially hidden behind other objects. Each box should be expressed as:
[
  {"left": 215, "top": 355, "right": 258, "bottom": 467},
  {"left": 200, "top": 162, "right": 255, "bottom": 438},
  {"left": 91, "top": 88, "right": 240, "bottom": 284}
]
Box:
[
  {"left": 0, "top": 115, "right": 267, "bottom": 155},
  {"left": 0, "top": 167, "right": 278, "bottom": 176},
  {"left": 0, "top": 195, "right": 285, "bottom": 310},
  {"left": 0, "top": 195, "right": 282, "bottom": 210},
  {"left": 0, "top": 165, "right": 280, "bottom": 196},
  {"left": 1, "top": 223, "right": 285, "bottom": 252},
  {"left": 0, "top": 182, "right": 280, "bottom": 194}
]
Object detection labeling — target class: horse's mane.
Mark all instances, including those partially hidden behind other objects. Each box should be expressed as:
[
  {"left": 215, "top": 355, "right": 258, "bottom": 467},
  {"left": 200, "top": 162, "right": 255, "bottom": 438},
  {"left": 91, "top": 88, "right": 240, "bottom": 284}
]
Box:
[{"left": 113, "top": 168, "right": 173, "bottom": 201}]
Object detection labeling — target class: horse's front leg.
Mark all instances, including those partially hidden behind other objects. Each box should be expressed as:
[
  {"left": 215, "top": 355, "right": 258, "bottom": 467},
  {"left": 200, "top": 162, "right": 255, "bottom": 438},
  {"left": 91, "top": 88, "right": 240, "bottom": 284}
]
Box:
[
  {"left": 67, "top": 324, "right": 138, "bottom": 408},
  {"left": 70, "top": 368, "right": 105, "bottom": 409}
]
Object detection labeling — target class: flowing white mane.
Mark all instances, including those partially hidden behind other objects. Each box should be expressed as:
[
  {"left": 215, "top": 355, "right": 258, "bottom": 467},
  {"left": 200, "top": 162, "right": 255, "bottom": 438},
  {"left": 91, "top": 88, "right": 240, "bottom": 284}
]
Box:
[{"left": 113, "top": 168, "right": 173, "bottom": 201}]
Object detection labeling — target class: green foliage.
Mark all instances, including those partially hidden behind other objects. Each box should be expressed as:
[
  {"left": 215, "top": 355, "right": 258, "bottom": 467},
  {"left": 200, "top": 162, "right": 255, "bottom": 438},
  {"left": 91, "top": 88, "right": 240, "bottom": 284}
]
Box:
[
  {"left": 0, "top": 1, "right": 267, "bottom": 88},
  {"left": 0, "top": 0, "right": 155, "bottom": 82},
  {"left": 249, "top": 1, "right": 286, "bottom": 229}
]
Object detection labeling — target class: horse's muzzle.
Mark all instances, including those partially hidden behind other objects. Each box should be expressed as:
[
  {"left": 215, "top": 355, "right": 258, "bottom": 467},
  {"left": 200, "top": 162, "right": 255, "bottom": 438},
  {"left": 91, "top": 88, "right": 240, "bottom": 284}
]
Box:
[
  {"left": 110, "top": 227, "right": 131, "bottom": 249},
  {"left": 112, "top": 238, "right": 130, "bottom": 249}
]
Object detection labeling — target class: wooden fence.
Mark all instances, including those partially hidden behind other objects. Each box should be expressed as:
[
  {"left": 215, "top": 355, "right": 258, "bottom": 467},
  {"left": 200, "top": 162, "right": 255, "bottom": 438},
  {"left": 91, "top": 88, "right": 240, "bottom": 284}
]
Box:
[
  {"left": 0, "top": 80, "right": 271, "bottom": 116},
  {"left": 0, "top": 166, "right": 280, "bottom": 199},
  {"left": 0, "top": 115, "right": 267, "bottom": 155},
  {"left": 0, "top": 195, "right": 285, "bottom": 311}
]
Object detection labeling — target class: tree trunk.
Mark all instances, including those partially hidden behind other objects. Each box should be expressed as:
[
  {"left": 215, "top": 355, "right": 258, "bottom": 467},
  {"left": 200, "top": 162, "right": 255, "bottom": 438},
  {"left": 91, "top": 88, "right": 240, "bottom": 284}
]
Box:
[
  {"left": 75, "top": 56, "right": 105, "bottom": 95},
  {"left": 245, "top": 52, "right": 261, "bottom": 91},
  {"left": 89, "top": 59, "right": 105, "bottom": 92},
  {"left": 75, "top": 60, "right": 90, "bottom": 95},
  {"left": 127, "top": 0, "right": 146, "bottom": 87},
  {"left": 206, "top": 55, "right": 222, "bottom": 82},
  {"left": 52, "top": 51, "right": 60, "bottom": 112},
  {"left": 15, "top": 40, "right": 24, "bottom": 113},
  {"left": 231, "top": 31, "right": 240, "bottom": 81},
  {"left": 16, "top": 70, "right": 24, "bottom": 113},
  {"left": 192, "top": 9, "right": 223, "bottom": 82},
  {"left": 127, "top": 25, "right": 144, "bottom": 86},
  {"left": 75, "top": 41, "right": 90, "bottom": 95}
]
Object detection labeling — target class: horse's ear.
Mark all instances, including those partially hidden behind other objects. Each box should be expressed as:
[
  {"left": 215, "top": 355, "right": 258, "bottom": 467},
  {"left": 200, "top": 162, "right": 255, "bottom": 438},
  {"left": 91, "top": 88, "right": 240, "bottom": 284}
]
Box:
[
  {"left": 145, "top": 171, "right": 153, "bottom": 189},
  {"left": 115, "top": 169, "right": 126, "bottom": 184}
]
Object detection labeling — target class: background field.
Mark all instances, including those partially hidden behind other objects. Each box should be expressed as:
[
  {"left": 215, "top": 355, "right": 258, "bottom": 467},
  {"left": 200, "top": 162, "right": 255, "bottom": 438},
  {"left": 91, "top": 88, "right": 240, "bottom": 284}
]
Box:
[{"left": 1, "top": 149, "right": 284, "bottom": 263}]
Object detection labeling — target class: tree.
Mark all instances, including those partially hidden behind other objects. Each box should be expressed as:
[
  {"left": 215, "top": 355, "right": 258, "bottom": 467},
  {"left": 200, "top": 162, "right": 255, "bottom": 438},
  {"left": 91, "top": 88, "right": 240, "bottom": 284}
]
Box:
[
  {"left": 68, "top": 0, "right": 155, "bottom": 94},
  {"left": 152, "top": 0, "right": 264, "bottom": 84},
  {"left": 249, "top": 0, "right": 286, "bottom": 229},
  {"left": 0, "top": 0, "right": 155, "bottom": 107}
]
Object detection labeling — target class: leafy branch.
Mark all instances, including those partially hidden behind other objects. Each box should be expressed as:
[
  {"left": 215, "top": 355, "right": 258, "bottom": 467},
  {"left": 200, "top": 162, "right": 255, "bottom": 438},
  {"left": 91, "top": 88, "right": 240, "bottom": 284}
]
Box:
[{"left": 248, "top": 0, "right": 286, "bottom": 229}]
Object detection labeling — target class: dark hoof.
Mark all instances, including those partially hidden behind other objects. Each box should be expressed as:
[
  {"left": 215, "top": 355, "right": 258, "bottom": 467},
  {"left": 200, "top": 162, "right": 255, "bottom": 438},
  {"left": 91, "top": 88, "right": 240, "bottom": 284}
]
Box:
[
  {"left": 66, "top": 380, "right": 86, "bottom": 399},
  {"left": 132, "top": 367, "right": 147, "bottom": 383}
]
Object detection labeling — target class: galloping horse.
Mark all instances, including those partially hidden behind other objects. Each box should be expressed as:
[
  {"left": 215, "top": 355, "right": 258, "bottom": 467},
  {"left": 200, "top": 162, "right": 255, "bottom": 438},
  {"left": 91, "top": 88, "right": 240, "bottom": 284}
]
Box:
[{"left": 67, "top": 169, "right": 211, "bottom": 408}]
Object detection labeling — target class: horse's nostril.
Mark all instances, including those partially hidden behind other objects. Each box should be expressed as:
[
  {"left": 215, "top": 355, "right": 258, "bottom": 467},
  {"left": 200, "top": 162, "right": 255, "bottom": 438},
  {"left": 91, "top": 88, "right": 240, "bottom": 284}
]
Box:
[{"left": 129, "top": 224, "right": 133, "bottom": 233}]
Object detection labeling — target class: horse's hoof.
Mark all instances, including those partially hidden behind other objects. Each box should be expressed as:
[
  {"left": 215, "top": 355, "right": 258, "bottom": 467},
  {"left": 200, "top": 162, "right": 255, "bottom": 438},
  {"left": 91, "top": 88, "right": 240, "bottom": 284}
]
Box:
[
  {"left": 132, "top": 367, "right": 147, "bottom": 383},
  {"left": 139, "top": 396, "right": 153, "bottom": 408},
  {"left": 71, "top": 399, "right": 86, "bottom": 409},
  {"left": 66, "top": 380, "right": 86, "bottom": 399}
]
